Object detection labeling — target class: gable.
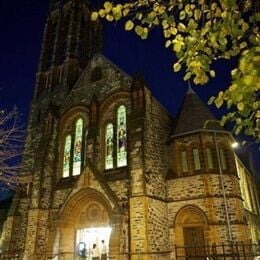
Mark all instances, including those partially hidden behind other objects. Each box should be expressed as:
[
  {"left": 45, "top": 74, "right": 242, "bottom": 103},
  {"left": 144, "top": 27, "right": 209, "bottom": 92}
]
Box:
[{"left": 61, "top": 54, "right": 132, "bottom": 113}]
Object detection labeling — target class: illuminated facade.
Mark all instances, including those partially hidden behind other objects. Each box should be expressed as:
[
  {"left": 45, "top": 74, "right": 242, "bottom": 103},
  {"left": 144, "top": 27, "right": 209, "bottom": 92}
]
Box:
[{"left": 1, "top": 0, "right": 259, "bottom": 259}]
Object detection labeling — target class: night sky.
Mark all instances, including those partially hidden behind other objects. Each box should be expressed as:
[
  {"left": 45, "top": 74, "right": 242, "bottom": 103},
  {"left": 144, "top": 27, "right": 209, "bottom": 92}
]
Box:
[{"left": 0, "top": 0, "right": 259, "bottom": 199}]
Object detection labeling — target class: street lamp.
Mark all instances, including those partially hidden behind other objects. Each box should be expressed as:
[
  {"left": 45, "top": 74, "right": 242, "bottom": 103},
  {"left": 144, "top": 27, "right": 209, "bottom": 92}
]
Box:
[
  {"left": 203, "top": 120, "right": 233, "bottom": 243},
  {"left": 231, "top": 142, "right": 239, "bottom": 149}
]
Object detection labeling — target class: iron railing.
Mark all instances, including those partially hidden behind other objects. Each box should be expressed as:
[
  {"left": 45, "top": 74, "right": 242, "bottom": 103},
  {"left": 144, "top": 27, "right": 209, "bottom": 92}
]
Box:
[{"left": 175, "top": 242, "right": 260, "bottom": 259}]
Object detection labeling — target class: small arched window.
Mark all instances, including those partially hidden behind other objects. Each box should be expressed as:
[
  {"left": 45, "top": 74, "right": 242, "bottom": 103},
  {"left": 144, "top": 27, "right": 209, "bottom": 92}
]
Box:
[
  {"left": 105, "top": 123, "right": 114, "bottom": 170},
  {"left": 62, "top": 117, "right": 84, "bottom": 178},
  {"left": 193, "top": 148, "right": 201, "bottom": 170},
  {"left": 181, "top": 151, "right": 188, "bottom": 173},
  {"left": 117, "top": 105, "right": 127, "bottom": 167},
  {"left": 206, "top": 148, "right": 214, "bottom": 169},
  {"left": 63, "top": 135, "right": 72, "bottom": 178}
]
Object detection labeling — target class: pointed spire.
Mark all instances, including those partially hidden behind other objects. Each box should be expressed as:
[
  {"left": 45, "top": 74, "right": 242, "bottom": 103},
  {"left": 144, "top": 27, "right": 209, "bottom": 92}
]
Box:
[
  {"left": 173, "top": 83, "right": 222, "bottom": 135},
  {"left": 187, "top": 80, "right": 195, "bottom": 95}
]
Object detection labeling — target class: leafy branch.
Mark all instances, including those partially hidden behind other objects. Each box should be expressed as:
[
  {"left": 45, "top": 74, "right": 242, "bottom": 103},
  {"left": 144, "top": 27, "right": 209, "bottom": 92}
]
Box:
[{"left": 91, "top": 0, "right": 259, "bottom": 143}]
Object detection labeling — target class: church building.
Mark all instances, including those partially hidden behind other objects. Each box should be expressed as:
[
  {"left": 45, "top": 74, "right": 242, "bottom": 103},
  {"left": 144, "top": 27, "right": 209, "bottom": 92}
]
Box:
[{"left": 1, "top": 0, "right": 259, "bottom": 259}]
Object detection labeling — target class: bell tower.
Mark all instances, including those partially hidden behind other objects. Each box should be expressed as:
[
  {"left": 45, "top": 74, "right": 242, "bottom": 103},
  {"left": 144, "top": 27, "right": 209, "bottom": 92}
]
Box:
[{"left": 35, "top": 0, "right": 102, "bottom": 98}]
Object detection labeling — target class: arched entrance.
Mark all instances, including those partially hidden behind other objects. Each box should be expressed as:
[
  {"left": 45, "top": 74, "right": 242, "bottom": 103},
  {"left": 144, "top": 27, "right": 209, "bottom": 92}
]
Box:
[
  {"left": 51, "top": 188, "right": 114, "bottom": 259},
  {"left": 175, "top": 205, "right": 208, "bottom": 260}
]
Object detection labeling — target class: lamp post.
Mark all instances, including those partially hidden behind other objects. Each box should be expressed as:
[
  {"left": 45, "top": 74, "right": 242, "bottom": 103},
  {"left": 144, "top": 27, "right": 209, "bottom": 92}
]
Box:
[
  {"left": 213, "top": 131, "right": 233, "bottom": 243},
  {"left": 203, "top": 120, "right": 233, "bottom": 243}
]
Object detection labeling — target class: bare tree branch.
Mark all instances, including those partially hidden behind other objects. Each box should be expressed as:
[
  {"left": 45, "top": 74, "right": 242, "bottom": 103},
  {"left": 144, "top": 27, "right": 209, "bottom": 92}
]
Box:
[{"left": 0, "top": 107, "right": 25, "bottom": 191}]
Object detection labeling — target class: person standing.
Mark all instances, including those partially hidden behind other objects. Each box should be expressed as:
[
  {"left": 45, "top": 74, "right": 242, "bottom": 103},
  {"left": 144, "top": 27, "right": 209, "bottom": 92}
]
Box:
[
  {"left": 91, "top": 243, "right": 100, "bottom": 260},
  {"left": 100, "top": 240, "right": 107, "bottom": 260}
]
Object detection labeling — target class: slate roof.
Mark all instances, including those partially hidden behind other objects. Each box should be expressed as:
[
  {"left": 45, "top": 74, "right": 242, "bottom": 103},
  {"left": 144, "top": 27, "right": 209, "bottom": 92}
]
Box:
[{"left": 174, "top": 85, "right": 223, "bottom": 135}]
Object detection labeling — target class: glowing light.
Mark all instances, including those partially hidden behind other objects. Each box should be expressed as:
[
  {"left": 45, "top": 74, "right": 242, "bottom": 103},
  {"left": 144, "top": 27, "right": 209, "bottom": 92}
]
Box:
[{"left": 231, "top": 142, "right": 239, "bottom": 148}]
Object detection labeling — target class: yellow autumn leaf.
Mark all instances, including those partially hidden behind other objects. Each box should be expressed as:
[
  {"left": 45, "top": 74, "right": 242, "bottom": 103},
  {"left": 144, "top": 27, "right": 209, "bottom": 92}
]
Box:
[
  {"left": 165, "top": 40, "right": 172, "bottom": 48},
  {"left": 162, "top": 20, "right": 169, "bottom": 29},
  {"left": 112, "top": 5, "right": 122, "bottom": 20},
  {"left": 104, "top": 1, "right": 113, "bottom": 13},
  {"left": 123, "top": 8, "right": 130, "bottom": 16},
  {"left": 173, "top": 62, "right": 182, "bottom": 72},
  {"left": 237, "top": 102, "right": 244, "bottom": 111},
  {"left": 98, "top": 9, "right": 106, "bottom": 18},
  {"left": 173, "top": 42, "right": 182, "bottom": 52},
  {"left": 125, "top": 20, "right": 134, "bottom": 31},
  {"left": 210, "top": 70, "right": 215, "bottom": 77},
  {"left": 177, "top": 23, "right": 186, "bottom": 32},
  {"left": 106, "top": 14, "right": 114, "bottom": 22},
  {"left": 135, "top": 25, "right": 144, "bottom": 36},
  {"left": 91, "top": 12, "right": 99, "bottom": 21},
  {"left": 256, "top": 110, "right": 260, "bottom": 118},
  {"left": 194, "top": 9, "right": 202, "bottom": 20}
]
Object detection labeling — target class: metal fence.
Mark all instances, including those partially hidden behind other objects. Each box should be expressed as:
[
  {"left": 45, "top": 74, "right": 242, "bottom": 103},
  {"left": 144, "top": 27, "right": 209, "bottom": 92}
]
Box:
[{"left": 175, "top": 243, "right": 260, "bottom": 259}]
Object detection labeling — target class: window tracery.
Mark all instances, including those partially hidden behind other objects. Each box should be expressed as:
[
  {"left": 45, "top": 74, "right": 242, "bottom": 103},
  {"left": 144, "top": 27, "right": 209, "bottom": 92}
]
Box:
[
  {"left": 105, "top": 123, "right": 114, "bottom": 170},
  {"left": 117, "top": 105, "right": 127, "bottom": 167},
  {"left": 62, "top": 117, "right": 84, "bottom": 178},
  {"left": 104, "top": 105, "right": 127, "bottom": 170}
]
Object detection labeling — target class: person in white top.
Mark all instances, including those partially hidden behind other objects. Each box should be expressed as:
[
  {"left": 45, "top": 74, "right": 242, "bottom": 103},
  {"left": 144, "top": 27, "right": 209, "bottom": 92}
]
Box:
[
  {"left": 91, "top": 243, "right": 100, "bottom": 260},
  {"left": 100, "top": 240, "right": 107, "bottom": 260}
]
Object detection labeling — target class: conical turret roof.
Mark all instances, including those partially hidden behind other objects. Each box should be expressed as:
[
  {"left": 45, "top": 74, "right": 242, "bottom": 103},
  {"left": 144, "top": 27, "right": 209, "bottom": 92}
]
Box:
[{"left": 174, "top": 84, "right": 222, "bottom": 135}]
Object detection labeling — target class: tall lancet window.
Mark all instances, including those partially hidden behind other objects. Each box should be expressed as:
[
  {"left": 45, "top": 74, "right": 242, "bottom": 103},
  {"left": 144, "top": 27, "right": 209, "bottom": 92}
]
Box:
[
  {"left": 63, "top": 135, "right": 71, "bottom": 178},
  {"left": 73, "top": 118, "right": 83, "bottom": 176},
  {"left": 117, "top": 105, "right": 127, "bottom": 167},
  {"left": 62, "top": 117, "right": 85, "bottom": 178},
  {"left": 105, "top": 123, "right": 114, "bottom": 170}
]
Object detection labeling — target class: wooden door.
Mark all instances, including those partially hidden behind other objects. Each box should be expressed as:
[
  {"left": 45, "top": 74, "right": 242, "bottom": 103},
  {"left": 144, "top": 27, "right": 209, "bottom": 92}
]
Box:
[{"left": 183, "top": 226, "right": 205, "bottom": 259}]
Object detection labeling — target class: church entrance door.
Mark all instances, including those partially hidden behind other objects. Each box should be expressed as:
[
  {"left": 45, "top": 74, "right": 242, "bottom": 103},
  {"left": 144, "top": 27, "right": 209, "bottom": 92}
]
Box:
[
  {"left": 76, "top": 227, "right": 111, "bottom": 259},
  {"left": 183, "top": 226, "right": 205, "bottom": 259}
]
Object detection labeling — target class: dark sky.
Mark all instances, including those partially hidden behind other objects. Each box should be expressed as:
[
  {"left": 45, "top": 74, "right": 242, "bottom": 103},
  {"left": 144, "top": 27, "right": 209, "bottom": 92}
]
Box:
[{"left": 0, "top": 0, "right": 259, "bottom": 199}]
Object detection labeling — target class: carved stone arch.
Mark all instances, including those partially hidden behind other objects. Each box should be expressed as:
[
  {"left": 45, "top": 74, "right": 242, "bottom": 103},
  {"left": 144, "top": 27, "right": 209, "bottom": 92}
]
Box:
[
  {"left": 47, "top": 188, "right": 122, "bottom": 259},
  {"left": 174, "top": 205, "right": 209, "bottom": 252},
  {"left": 59, "top": 188, "right": 113, "bottom": 227},
  {"left": 175, "top": 205, "right": 208, "bottom": 227},
  {"left": 99, "top": 91, "right": 130, "bottom": 118},
  {"left": 59, "top": 105, "right": 89, "bottom": 136}
]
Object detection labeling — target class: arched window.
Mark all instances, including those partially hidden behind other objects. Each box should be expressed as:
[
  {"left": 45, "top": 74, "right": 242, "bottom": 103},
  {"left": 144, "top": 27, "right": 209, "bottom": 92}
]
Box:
[
  {"left": 105, "top": 123, "right": 114, "bottom": 170},
  {"left": 193, "top": 148, "right": 201, "bottom": 170},
  {"left": 181, "top": 151, "right": 188, "bottom": 173},
  {"left": 206, "top": 148, "right": 214, "bottom": 169},
  {"left": 62, "top": 117, "right": 85, "bottom": 178},
  {"left": 117, "top": 105, "right": 127, "bottom": 167},
  {"left": 73, "top": 118, "right": 83, "bottom": 176},
  {"left": 63, "top": 135, "right": 71, "bottom": 178}
]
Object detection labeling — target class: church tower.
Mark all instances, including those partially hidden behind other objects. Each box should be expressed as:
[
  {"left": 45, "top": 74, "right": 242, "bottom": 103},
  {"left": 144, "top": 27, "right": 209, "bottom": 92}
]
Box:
[{"left": 35, "top": 0, "right": 102, "bottom": 97}]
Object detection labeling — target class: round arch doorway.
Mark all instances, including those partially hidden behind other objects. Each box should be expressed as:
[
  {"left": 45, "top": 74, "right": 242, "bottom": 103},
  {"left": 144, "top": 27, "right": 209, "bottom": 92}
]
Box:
[{"left": 57, "top": 188, "right": 114, "bottom": 259}]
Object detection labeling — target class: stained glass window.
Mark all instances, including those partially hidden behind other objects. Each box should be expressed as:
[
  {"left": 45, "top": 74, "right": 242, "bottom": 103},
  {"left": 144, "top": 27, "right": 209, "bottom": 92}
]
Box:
[
  {"left": 73, "top": 118, "right": 83, "bottom": 176},
  {"left": 193, "top": 148, "right": 201, "bottom": 170},
  {"left": 105, "top": 123, "right": 114, "bottom": 170},
  {"left": 117, "top": 106, "right": 127, "bottom": 167},
  {"left": 63, "top": 135, "right": 71, "bottom": 178}
]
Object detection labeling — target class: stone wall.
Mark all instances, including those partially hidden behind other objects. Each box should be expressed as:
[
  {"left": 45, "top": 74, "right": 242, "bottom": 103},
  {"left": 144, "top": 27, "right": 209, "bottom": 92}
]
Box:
[
  {"left": 147, "top": 198, "right": 169, "bottom": 252},
  {"left": 144, "top": 94, "right": 172, "bottom": 199},
  {"left": 167, "top": 174, "right": 247, "bottom": 243}
]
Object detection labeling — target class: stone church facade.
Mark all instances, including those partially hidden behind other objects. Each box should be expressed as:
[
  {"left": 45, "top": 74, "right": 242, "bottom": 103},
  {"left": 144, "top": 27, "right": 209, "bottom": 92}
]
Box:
[{"left": 1, "top": 0, "right": 260, "bottom": 259}]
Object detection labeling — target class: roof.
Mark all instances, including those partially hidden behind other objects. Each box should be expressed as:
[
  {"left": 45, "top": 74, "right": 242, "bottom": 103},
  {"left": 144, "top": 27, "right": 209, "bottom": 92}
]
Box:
[{"left": 174, "top": 85, "right": 223, "bottom": 135}]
